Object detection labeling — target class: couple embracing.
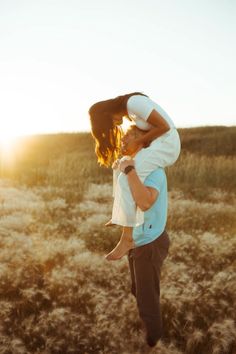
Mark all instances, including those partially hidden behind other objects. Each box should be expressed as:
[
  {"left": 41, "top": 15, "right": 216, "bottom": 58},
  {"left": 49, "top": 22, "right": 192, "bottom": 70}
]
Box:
[{"left": 88, "top": 92, "right": 181, "bottom": 349}]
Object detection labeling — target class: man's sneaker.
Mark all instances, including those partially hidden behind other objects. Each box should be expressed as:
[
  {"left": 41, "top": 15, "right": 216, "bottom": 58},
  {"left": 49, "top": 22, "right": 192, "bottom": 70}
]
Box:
[{"left": 146, "top": 335, "right": 158, "bottom": 347}]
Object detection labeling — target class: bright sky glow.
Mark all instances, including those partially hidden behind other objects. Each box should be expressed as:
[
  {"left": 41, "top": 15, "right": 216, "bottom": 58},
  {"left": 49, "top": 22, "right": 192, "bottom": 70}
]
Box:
[
  {"left": 0, "top": 0, "right": 235, "bottom": 139},
  {"left": 0, "top": 130, "right": 19, "bottom": 162}
]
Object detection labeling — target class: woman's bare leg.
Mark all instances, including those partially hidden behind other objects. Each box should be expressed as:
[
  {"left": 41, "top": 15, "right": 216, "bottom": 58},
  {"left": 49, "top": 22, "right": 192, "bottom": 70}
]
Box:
[{"left": 105, "top": 227, "right": 135, "bottom": 261}]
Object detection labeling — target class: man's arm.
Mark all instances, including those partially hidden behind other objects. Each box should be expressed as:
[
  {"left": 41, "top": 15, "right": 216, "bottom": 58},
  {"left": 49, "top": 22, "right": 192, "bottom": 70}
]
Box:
[{"left": 119, "top": 160, "right": 158, "bottom": 212}]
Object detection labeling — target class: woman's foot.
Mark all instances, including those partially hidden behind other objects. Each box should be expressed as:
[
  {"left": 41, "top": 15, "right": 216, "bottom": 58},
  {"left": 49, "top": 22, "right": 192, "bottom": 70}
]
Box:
[
  {"left": 105, "top": 233, "right": 135, "bottom": 261},
  {"left": 105, "top": 219, "right": 115, "bottom": 227}
]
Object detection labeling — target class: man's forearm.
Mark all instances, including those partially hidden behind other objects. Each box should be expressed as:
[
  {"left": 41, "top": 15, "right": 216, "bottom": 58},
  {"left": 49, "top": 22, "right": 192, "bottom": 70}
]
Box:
[{"left": 126, "top": 169, "right": 157, "bottom": 211}]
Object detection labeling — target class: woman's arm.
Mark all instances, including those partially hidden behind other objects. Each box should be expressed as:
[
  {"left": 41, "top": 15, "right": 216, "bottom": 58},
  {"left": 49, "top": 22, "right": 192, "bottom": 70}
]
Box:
[
  {"left": 138, "top": 109, "right": 170, "bottom": 146},
  {"left": 124, "top": 110, "right": 170, "bottom": 155}
]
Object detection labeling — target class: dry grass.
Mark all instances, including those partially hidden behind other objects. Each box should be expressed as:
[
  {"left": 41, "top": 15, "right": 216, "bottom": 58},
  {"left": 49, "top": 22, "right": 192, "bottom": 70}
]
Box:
[
  {"left": 166, "top": 153, "right": 236, "bottom": 193},
  {"left": 0, "top": 178, "right": 235, "bottom": 354},
  {"left": 0, "top": 126, "right": 235, "bottom": 353},
  {"left": 0, "top": 127, "right": 235, "bottom": 196}
]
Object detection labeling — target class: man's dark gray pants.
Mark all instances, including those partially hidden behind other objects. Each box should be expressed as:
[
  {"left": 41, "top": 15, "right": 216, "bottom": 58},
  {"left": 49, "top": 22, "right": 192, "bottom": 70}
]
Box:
[{"left": 128, "top": 230, "right": 170, "bottom": 346}]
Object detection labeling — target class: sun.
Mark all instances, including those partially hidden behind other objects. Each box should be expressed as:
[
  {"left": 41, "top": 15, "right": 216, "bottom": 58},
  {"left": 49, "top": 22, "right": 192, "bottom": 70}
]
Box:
[
  {"left": 121, "top": 116, "right": 133, "bottom": 133},
  {"left": 0, "top": 132, "right": 18, "bottom": 156}
]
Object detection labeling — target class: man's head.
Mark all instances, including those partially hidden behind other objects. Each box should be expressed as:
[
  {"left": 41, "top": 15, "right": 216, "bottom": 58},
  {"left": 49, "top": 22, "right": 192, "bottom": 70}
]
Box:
[{"left": 121, "top": 125, "right": 146, "bottom": 156}]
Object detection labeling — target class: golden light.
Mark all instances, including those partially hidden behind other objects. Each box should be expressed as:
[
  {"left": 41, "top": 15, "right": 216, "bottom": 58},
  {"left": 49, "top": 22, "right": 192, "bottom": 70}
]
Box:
[
  {"left": 0, "top": 132, "right": 18, "bottom": 158},
  {"left": 121, "top": 116, "right": 133, "bottom": 133}
]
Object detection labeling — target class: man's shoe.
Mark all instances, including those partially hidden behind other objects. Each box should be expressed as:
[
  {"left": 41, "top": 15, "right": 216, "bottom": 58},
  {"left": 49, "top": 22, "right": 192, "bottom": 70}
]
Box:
[{"left": 146, "top": 335, "right": 158, "bottom": 348}]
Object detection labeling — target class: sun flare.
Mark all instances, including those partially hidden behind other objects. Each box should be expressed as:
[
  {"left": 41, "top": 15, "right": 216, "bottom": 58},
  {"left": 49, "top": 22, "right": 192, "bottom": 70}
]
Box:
[
  {"left": 0, "top": 132, "right": 18, "bottom": 156},
  {"left": 121, "top": 116, "right": 133, "bottom": 133}
]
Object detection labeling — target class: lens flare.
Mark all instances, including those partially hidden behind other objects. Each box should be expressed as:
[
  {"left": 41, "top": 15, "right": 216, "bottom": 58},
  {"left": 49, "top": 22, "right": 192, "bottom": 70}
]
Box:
[{"left": 0, "top": 132, "right": 18, "bottom": 158}]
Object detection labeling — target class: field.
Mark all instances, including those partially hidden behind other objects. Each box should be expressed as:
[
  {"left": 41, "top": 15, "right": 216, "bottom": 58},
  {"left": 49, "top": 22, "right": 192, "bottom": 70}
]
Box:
[{"left": 0, "top": 126, "right": 235, "bottom": 354}]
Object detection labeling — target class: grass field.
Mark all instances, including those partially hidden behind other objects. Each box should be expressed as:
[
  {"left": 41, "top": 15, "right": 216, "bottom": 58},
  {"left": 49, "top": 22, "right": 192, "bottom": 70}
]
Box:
[{"left": 0, "top": 126, "right": 235, "bottom": 353}]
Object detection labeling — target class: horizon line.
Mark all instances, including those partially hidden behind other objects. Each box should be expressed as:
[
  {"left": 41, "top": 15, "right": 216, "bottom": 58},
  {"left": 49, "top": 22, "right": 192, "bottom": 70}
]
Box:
[{"left": 10, "top": 124, "right": 236, "bottom": 138}]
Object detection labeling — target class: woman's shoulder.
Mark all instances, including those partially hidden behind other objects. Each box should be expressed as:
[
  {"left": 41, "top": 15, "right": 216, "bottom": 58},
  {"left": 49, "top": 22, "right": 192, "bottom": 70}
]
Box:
[
  {"left": 127, "top": 94, "right": 152, "bottom": 106},
  {"left": 127, "top": 94, "right": 155, "bottom": 120}
]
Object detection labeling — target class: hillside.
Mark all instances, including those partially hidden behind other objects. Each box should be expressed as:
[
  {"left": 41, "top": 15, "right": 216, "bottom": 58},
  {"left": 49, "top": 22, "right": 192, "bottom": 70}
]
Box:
[
  {"left": 0, "top": 126, "right": 235, "bottom": 353},
  {"left": 3, "top": 126, "right": 235, "bottom": 161},
  {"left": 179, "top": 126, "right": 236, "bottom": 156},
  {"left": 0, "top": 177, "right": 235, "bottom": 354},
  {"left": 0, "top": 126, "right": 235, "bottom": 197}
]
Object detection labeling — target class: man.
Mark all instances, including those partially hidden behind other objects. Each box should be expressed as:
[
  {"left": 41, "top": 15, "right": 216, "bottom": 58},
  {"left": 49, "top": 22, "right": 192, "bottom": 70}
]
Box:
[{"left": 117, "top": 126, "right": 170, "bottom": 349}]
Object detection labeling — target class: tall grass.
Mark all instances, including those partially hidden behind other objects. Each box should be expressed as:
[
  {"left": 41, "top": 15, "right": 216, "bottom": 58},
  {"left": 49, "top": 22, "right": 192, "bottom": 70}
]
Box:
[
  {"left": 166, "top": 152, "right": 236, "bottom": 194},
  {"left": 0, "top": 180, "right": 235, "bottom": 353},
  {"left": 0, "top": 133, "right": 111, "bottom": 202},
  {"left": 0, "top": 127, "right": 235, "bottom": 199},
  {"left": 0, "top": 125, "right": 235, "bottom": 353},
  {"left": 178, "top": 126, "right": 236, "bottom": 156}
]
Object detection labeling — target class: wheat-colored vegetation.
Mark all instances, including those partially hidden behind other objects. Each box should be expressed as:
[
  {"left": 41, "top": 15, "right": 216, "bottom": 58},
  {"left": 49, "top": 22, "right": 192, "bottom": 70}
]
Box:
[{"left": 0, "top": 126, "right": 235, "bottom": 354}]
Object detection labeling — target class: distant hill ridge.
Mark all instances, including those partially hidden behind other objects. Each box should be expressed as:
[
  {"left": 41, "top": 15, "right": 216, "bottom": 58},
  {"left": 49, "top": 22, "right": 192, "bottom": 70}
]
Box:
[
  {"left": 178, "top": 126, "right": 236, "bottom": 156},
  {"left": 10, "top": 125, "right": 236, "bottom": 158},
  {"left": 1, "top": 126, "right": 235, "bottom": 191}
]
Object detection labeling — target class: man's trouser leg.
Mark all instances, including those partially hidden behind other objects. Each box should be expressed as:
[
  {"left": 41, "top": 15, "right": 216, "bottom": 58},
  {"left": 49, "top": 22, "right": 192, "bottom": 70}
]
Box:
[{"left": 128, "top": 231, "right": 170, "bottom": 346}]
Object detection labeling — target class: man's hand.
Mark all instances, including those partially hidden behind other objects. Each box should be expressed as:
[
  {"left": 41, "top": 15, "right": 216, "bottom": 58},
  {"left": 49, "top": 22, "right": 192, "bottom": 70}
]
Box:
[
  {"left": 119, "top": 158, "right": 135, "bottom": 173},
  {"left": 119, "top": 158, "right": 158, "bottom": 211},
  {"left": 112, "top": 159, "right": 120, "bottom": 170}
]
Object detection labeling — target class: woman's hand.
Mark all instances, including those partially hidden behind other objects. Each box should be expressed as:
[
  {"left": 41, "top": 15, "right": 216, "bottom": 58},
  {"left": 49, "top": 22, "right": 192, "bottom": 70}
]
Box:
[{"left": 122, "top": 139, "right": 143, "bottom": 156}]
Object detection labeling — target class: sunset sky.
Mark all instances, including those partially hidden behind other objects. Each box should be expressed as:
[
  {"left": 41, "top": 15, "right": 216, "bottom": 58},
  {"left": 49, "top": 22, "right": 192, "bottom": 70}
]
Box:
[{"left": 0, "top": 0, "right": 235, "bottom": 139}]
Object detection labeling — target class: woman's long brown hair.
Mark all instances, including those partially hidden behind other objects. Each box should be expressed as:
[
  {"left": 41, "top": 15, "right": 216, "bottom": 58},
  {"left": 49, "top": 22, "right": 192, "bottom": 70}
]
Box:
[{"left": 88, "top": 92, "right": 148, "bottom": 167}]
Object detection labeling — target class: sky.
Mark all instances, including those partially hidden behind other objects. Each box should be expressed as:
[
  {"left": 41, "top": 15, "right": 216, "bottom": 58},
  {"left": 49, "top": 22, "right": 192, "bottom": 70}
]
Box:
[{"left": 0, "top": 0, "right": 235, "bottom": 139}]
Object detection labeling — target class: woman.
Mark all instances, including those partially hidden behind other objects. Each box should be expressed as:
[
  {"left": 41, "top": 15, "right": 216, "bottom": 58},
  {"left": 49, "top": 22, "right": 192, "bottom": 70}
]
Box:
[{"left": 89, "top": 92, "right": 181, "bottom": 260}]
